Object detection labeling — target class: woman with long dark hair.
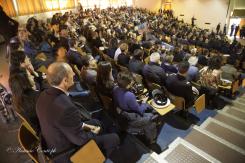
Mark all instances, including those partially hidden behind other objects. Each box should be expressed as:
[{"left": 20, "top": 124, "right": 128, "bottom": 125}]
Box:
[
  {"left": 10, "top": 50, "right": 48, "bottom": 90},
  {"left": 80, "top": 55, "right": 97, "bottom": 86},
  {"left": 198, "top": 56, "right": 224, "bottom": 108},
  {"left": 10, "top": 50, "right": 39, "bottom": 78},
  {"left": 96, "top": 61, "right": 115, "bottom": 97},
  {"left": 107, "top": 38, "right": 118, "bottom": 58},
  {"left": 9, "top": 68, "right": 40, "bottom": 132},
  {"left": 199, "top": 56, "right": 222, "bottom": 89}
]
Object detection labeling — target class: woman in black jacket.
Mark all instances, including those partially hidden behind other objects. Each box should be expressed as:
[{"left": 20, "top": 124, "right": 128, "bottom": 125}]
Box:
[
  {"left": 96, "top": 61, "right": 116, "bottom": 97},
  {"left": 9, "top": 68, "right": 40, "bottom": 133}
]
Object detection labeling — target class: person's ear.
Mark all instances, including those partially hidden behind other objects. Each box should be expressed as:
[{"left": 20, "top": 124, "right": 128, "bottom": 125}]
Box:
[
  {"left": 64, "top": 76, "right": 69, "bottom": 83},
  {"left": 62, "top": 77, "right": 68, "bottom": 86}
]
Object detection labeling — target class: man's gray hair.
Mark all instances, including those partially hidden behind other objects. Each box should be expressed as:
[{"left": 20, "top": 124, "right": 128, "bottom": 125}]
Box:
[{"left": 47, "top": 62, "right": 70, "bottom": 86}]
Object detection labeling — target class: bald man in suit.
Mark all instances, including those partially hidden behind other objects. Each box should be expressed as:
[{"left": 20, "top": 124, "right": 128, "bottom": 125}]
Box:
[{"left": 36, "top": 62, "right": 119, "bottom": 163}]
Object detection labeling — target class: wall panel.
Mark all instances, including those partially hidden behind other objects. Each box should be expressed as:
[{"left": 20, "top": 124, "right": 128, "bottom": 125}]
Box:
[
  {"left": 133, "top": 0, "right": 162, "bottom": 12},
  {"left": 172, "top": 0, "right": 229, "bottom": 30}
]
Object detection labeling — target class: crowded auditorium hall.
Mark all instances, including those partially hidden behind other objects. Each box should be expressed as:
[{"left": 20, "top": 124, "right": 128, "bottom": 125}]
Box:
[{"left": 0, "top": 0, "right": 245, "bottom": 162}]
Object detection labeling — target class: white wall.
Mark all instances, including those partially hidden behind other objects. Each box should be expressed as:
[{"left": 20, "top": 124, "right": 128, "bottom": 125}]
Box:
[
  {"left": 172, "top": 0, "right": 229, "bottom": 30},
  {"left": 234, "top": 0, "right": 245, "bottom": 9},
  {"left": 133, "top": 0, "right": 162, "bottom": 12}
]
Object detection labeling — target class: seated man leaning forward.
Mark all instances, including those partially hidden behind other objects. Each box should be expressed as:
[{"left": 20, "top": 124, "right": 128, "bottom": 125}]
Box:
[
  {"left": 36, "top": 62, "right": 119, "bottom": 163},
  {"left": 113, "top": 71, "right": 158, "bottom": 144},
  {"left": 166, "top": 61, "right": 199, "bottom": 109}
]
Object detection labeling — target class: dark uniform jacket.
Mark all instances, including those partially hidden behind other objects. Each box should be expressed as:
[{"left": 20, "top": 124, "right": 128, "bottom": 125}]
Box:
[
  {"left": 67, "top": 49, "right": 85, "bottom": 70},
  {"left": 36, "top": 87, "right": 94, "bottom": 163},
  {"left": 118, "top": 53, "right": 130, "bottom": 68},
  {"left": 166, "top": 74, "right": 194, "bottom": 107},
  {"left": 128, "top": 58, "right": 144, "bottom": 75},
  {"left": 143, "top": 62, "right": 166, "bottom": 85}
]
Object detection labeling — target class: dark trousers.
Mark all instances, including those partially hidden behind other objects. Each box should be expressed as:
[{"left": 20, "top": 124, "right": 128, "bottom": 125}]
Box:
[
  {"left": 51, "top": 119, "right": 119, "bottom": 163},
  {"left": 230, "top": 28, "right": 234, "bottom": 36},
  {"left": 85, "top": 119, "right": 120, "bottom": 157}
]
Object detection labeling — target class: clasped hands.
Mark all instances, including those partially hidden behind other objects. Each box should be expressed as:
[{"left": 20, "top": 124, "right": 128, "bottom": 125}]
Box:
[{"left": 82, "top": 123, "right": 101, "bottom": 134}]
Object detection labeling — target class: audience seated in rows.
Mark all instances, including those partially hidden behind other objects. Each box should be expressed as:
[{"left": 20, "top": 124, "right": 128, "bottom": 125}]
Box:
[{"left": 6, "top": 6, "right": 245, "bottom": 162}]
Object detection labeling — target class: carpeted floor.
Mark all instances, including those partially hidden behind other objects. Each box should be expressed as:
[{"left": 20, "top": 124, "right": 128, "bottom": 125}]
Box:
[{"left": 156, "top": 107, "right": 217, "bottom": 150}]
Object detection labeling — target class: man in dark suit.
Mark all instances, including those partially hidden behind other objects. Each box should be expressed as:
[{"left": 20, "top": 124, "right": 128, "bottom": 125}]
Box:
[
  {"left": 191, "top": 16, "right": 196, "bottom": 27},
  {"left": 223, "top": 24, "right": 227, "bottom": 35},
  {"left": 230, "top": 23, "right": 235, "bottom": 36},
  {"left": 166, "top": 61, "right": 197, "bottom": 108},
  {"left": 117, "top": 52, "right": 130, "bottom": 68},
  {"left": 129, "top": 49, "right": 145, "bottom": 75},
  {"left": 67, "top": 38, "right": 85, "bottom": 70},
  {"left": 216, "top": 23, "right": 221, "bottom": 34},
  {"left": 36, "top": 62, "right": 119, "bottom": 163},
  {"left": 143, "top": 52, "right": 166, "bottom": 86}
]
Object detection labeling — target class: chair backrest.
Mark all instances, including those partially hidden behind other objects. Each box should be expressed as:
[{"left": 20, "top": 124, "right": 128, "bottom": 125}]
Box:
[
  {"left": 145, "top": 80, "right": 161, "bottom": 92},
  {"left": 242, "top": 61, "right": 245, "bottom": 70},
  {"left": 191, "top": 81, "right": 201, "bottom": 88},
  {"left": 194, "top": 94, "right": 205, "bottom": 113},
  {"left": 36, "top": 65, "right": 47, "bottom": 74},
  {"left": 151, "top": 83, "right": 161, "bottom": 90},
  {"left": 144, "top": 56, "right": 150, "bottom": 64},
  {"left": 99, "top": 94, "right": 113, "bottom": 111},
  {"left": 167, "top": 93, "right": 185, "bottom": 110},
  {"left": 242, "top": 79, "right": 245, "bottom": 87},
  {"left": 18, "top": 123, "right": 39, "bottom": 163},
  {"left": 70, "top": 140, "right": 105, "bottom": 163},
  {"left": 132, "top": 73, "right": 143, "bottom": 84},
  {"left": 15, "top": 112, "right": 39, "bottom": 139},
  {"left": 35, "top": 52, "right": 47, "bottom": 61},
  {"left": 232, "top": 80, "right": 239, "bottom": 94},
  {"left": 72, "top": 65, "right": 81, "bottom": 78}
]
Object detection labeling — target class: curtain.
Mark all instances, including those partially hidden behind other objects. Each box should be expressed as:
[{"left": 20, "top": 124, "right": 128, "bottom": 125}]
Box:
[
  {"left": 16, "top": 0, "right": 47, "bottom": 15},
  {"left": 16, "top": 0, "right": 75, "bottom": 16},
  {"left": 45, "top": 0, "right": 75, "bottom": 10},
  {"left": 0, "top": 0, "right": 16, "bottom": 17}
]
